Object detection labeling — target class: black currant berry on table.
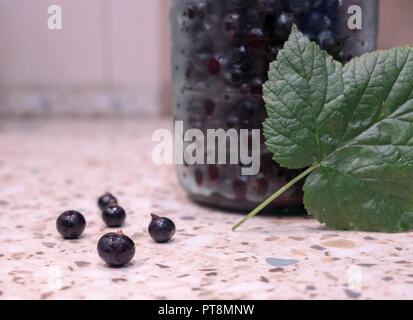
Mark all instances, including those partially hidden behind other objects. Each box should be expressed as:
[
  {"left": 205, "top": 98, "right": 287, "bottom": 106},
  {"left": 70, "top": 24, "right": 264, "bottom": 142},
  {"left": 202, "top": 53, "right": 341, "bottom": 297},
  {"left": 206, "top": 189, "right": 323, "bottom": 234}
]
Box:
[
  {"left": 56, "top": 210, "right": 86, "bottom": 239},
  {"left": 102, "top": 204, "right": 126, "bottom": 228},
  {"left": 97, "top": 193, "right": 118, "bottom": 211},
  {"left": 97, "top": 231, "right": 135, "bottom": 267},
  {"left": 148, "top": 214, "right": 176, "bottom": 243},
  {"left": 206, "top": 57, "right": 221, "bottom": 75}
]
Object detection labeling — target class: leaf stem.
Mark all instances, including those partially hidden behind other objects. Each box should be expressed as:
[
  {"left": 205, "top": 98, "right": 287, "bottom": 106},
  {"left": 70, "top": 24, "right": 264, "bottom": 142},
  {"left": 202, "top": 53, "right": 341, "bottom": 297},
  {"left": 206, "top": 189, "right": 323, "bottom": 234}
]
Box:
[{"left": 232, "top": 162, "right": 321, "bottom": 231}]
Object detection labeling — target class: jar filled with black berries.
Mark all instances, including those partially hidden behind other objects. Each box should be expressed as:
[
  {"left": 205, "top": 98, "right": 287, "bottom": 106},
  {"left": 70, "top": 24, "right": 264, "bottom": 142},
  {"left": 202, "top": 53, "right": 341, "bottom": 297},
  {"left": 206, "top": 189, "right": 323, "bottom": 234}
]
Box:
[{"left": 170, "top": 0, "right": 379, "bottom": 211}]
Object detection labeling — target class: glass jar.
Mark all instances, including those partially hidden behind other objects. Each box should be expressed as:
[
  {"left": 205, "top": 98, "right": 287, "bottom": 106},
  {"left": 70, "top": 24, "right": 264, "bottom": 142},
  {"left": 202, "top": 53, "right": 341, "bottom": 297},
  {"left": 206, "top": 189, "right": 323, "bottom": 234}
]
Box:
[{"left": 170, "top": 0, "right": 379, "bottom": 211}]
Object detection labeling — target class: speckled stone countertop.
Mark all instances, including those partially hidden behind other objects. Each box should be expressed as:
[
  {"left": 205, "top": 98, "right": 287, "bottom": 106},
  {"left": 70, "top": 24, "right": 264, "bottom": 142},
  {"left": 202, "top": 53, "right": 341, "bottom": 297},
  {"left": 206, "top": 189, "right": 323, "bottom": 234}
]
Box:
[{"left": 0, "top": 119, "right": 412, "bottom": 300}]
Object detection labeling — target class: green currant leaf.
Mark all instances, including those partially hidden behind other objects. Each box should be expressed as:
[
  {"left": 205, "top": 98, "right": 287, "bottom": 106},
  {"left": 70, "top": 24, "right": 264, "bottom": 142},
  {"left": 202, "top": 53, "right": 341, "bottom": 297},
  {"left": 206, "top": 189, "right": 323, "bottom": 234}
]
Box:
[{"left": 263, "top": 26, "right": 413, "bottom": 232}]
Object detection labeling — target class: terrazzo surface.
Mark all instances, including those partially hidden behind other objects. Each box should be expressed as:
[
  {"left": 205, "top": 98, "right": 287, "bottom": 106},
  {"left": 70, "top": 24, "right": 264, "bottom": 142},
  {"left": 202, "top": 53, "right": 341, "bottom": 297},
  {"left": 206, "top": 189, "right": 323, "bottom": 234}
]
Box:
[{"left": 0, "top": 119, "right": 412, "bottom": 300}]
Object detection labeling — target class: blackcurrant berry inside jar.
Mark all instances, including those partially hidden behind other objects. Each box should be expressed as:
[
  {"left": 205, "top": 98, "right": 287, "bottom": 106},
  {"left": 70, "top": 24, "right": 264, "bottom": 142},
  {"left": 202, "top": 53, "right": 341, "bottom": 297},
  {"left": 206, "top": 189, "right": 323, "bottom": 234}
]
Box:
[{"left": 170, "top": 0, "right": 379, "bottom": 211}]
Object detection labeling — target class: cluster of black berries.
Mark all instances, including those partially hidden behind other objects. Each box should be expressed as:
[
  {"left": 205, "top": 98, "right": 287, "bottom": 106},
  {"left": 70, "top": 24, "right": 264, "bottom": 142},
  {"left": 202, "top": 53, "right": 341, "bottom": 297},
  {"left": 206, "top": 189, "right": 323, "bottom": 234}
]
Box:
[
  {"left": 176, "top": 0, "right": 350, "bottom": 94},
  {"left": 56, "top": 193, "right": 176, "bottom": 268}
]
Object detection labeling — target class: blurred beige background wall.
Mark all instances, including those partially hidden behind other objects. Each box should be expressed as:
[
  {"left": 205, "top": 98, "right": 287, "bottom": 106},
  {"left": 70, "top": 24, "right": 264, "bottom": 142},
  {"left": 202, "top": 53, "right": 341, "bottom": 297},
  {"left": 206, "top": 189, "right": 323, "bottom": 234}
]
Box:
[
  {"left": 0, "top": 0, "right": 171, "bottom": 117},
  {"left": 379, "top": 0, "right": 412, "bottom": 49},
  {"left": 0, "top": 0, "right": 411, "bottom": 118}
]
